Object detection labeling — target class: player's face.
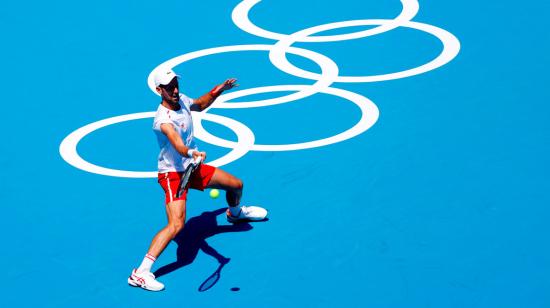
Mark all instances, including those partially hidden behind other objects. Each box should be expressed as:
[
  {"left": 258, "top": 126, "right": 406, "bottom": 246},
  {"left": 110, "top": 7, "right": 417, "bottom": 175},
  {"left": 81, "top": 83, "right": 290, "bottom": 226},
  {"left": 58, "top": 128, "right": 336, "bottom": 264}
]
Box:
[{"left": 159, "top": 77, "right": 179, "bottom": 105}]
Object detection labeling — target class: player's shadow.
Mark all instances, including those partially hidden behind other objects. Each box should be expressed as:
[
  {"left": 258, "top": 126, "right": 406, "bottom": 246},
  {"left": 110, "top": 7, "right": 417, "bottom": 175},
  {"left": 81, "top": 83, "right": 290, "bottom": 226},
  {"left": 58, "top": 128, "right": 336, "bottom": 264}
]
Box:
[{"left": 154, "top": 207, "right": 253, "bottom": 289}]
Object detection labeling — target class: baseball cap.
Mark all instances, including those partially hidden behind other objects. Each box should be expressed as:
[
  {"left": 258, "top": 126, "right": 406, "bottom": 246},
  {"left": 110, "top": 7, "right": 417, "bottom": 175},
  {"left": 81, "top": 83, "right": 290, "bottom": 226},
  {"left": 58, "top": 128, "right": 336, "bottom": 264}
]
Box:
[{"left": 154, "top": 69, "right": 180, "bottom": 87}]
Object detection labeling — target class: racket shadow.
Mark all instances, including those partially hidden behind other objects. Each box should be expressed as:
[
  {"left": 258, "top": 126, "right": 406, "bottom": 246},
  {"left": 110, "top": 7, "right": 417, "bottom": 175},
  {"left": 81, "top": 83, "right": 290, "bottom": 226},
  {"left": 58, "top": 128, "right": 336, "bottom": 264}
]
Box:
[
  {"left": 154, "top": 208, "right": 253, "bottom": 285},
  {"left": 198, "top": 258, "right": 228, "bottom": 292}
]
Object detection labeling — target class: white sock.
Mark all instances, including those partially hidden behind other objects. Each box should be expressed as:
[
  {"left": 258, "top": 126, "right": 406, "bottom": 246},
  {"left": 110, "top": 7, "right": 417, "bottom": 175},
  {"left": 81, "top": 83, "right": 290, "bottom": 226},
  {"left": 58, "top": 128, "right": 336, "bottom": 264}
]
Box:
[
  {"left": 229, "top": 205, "right": 241, "bottom": 216},
  {"left": 137, "top": 253, "right": 156, "bottom": 273}
]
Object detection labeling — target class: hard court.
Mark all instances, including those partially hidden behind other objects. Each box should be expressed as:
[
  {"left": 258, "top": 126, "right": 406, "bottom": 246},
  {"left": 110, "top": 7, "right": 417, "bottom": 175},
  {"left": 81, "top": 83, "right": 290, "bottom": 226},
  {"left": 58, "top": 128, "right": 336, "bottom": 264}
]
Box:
[{"left": 0, "top": 0, "right": 549, "bottom": 307}]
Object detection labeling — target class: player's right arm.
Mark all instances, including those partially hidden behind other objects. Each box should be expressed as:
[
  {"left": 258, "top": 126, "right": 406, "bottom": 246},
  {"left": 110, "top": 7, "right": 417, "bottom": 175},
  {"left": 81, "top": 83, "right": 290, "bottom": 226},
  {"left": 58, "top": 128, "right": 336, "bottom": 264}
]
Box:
[{"left": 160, "top": 123, "right": 206, "bottom": 160}]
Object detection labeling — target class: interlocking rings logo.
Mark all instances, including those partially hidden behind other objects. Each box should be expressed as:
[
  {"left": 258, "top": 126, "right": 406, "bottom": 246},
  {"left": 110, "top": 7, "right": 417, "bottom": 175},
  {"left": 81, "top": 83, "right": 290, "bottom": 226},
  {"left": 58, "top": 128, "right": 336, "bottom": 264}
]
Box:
[{"left": 59, "top": 0, "right": 460, "bottom": 178}]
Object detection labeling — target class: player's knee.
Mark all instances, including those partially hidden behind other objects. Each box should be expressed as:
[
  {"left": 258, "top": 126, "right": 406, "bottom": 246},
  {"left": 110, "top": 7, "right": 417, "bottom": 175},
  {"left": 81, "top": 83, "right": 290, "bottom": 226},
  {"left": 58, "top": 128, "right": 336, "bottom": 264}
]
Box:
[
  {"left": 168, "top": 221, "right": 185, "bottom": 238},
  {"left": 233, "top": 178, "right": 243, "bottom": 191}
]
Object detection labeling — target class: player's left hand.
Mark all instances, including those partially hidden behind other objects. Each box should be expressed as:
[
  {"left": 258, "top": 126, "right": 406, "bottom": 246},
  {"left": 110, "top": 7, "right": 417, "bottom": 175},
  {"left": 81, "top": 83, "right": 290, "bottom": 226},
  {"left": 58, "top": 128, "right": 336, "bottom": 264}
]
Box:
[
  {"left": 210, "top": 78, "right": 238, "bottom": 99},
  {"left": 220, "top": 78, "right": 238, "bottom": 91}
]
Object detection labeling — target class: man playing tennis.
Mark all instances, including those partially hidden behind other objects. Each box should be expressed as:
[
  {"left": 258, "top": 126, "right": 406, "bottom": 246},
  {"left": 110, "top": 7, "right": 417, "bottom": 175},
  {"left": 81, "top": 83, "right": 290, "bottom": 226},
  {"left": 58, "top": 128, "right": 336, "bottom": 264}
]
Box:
[{"left": 128, "top": 69, "right": 267, "bottom": 291}]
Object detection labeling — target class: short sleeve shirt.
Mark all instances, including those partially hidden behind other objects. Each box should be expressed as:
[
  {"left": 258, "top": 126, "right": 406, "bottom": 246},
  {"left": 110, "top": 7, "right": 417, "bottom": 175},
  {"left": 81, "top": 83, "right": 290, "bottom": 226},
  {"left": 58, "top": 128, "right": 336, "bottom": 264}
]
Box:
[{"left": 153, "top": 94, "right": 197, "bottom": 173}]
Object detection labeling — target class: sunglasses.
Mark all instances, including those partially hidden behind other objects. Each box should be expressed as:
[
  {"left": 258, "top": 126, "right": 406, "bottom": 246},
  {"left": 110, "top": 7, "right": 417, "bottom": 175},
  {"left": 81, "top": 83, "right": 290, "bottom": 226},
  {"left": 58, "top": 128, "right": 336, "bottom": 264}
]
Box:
[{"left": 160, "top": 80, "right": 179, "bottom": 93}]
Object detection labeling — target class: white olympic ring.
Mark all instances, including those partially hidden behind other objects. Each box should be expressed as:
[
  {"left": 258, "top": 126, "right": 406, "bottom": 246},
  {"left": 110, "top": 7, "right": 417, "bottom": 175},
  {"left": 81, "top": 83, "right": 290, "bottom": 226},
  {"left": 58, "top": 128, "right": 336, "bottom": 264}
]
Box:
[
  {"left": 59, "top": 112, "right": 157, "bottom": 178},
  {"left": 268, "top": 19, "right": 460, "bottom": 83},
  {"left": 59, "top": 0, "right": 461, "bottom": 178},
  {"left": 194, "top": 85, "right": 379, "bottom": 151},
  {"left": 59, "top": 111, "right": 255, "bottom": 178},
  {"left": 148, "top": 45, "right": 339, "bottom": 108},
  {"left": 232, "top": 0, "right": 420, "bottom": 42}
]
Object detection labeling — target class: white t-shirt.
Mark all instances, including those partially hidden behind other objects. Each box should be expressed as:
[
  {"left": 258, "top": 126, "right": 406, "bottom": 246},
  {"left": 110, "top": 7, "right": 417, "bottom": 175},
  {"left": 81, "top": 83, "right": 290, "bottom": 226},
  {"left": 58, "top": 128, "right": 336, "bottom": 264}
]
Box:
[{"left": 153, "top": 93, "right": 197, "bottom": 173}]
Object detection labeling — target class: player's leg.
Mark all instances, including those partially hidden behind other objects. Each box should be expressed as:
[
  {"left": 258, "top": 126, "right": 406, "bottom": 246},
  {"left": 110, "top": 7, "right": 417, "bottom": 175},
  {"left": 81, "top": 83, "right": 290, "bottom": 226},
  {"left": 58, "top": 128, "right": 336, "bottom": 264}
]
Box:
[
  {"left": 207, "top": 168, "right": 243, "bottom": 206},
  {"left": 147, "top": 199, "right": 186, "bottom": 257},
  {"left": 207, "top": 168, "right": 267, "bottom": 222},
  {"left": 129, "top": 170, "right": 188, "bottom": 291},
  {"left": 128, "top": 199, "right": 186, "bottom": 291}
]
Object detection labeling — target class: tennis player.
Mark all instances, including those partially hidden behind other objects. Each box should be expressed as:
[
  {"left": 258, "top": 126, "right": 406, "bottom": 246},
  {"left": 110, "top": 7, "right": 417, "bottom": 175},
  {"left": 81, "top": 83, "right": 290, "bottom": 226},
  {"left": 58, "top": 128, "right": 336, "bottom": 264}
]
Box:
[{"left": 128, "top": 69, "right": 267, "bottom": 291}]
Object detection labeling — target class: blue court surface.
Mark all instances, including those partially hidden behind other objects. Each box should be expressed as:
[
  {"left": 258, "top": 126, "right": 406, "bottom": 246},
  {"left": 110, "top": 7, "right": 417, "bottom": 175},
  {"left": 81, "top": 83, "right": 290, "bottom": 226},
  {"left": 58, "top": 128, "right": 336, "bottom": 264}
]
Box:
[{"left": 1, "top": 0, "right": 549, "bottom": 307}]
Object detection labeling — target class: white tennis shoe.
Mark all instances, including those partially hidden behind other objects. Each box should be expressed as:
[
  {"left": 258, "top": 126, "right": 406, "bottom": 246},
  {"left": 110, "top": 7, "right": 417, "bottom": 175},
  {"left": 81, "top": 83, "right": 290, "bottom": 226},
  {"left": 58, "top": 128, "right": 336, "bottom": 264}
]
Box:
[
  {"left": 227, "top": 206, "right": 268, "bottom": 223},
  {"left": 128, "top": 269, "right": 165, "bottom": 291}
]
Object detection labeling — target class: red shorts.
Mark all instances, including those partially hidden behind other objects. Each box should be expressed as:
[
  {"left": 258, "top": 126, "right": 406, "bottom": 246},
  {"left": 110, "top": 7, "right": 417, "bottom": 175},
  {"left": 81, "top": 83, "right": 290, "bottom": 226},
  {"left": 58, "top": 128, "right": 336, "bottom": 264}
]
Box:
[{"left": 158, "top": 164, "right": 217, "bottom": 204}]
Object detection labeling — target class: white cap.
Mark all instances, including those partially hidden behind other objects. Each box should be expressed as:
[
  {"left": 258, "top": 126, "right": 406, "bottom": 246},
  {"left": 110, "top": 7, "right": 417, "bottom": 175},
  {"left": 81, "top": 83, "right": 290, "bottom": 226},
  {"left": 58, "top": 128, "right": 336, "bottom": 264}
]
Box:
[{"left": 154, "top": 69, "right": 179, "bottom": 87}]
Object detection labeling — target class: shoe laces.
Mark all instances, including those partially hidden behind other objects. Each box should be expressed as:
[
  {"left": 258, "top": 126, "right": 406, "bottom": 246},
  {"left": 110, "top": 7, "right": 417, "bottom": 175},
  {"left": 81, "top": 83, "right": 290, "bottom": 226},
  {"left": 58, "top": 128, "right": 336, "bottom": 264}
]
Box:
[
  {"left": 135, "top": 270, "right": 155, "bottom": 280},
  {"left": 240, "top": 206, "right": 250, "bottom": 215}
]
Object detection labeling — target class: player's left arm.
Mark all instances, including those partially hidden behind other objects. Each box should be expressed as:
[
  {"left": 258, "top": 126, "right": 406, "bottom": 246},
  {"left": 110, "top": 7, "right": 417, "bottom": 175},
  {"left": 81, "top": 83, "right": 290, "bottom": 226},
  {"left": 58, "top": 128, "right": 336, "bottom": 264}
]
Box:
[{"left": 191, "top": 78, "right": 238, "bottom": 111}]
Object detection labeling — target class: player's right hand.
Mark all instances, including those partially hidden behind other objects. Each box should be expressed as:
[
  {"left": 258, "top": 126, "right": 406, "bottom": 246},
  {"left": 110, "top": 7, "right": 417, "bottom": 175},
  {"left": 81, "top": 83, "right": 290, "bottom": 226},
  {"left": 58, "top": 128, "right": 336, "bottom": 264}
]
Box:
[{"left": 192, "top": 150, "right": 206, "bottom": 162}]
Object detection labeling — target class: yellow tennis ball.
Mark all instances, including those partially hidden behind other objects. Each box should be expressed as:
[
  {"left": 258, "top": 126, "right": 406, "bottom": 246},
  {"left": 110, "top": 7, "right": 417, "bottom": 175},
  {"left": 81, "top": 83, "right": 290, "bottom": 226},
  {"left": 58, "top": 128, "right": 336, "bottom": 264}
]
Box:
[{"left": 209, "top": 189, "right": 220, "bottom": 199}]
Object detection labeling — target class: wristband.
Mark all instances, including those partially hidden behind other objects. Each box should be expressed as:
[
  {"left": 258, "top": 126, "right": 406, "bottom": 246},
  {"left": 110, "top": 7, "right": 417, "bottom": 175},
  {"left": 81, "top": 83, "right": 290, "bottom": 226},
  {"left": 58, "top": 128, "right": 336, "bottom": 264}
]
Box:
[
  {"left": 210, "top": 85, "right": 223, "bottom": 98},
  {"left": 187, "top": 149, "right": 197, "bottom": 158}
]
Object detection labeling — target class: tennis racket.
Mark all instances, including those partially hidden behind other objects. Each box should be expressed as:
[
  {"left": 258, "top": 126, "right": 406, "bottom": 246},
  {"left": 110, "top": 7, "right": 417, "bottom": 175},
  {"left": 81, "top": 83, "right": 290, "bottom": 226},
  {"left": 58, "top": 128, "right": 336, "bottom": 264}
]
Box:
[{"left": 175, "top": 155, "right": 203, "bottom": 198}]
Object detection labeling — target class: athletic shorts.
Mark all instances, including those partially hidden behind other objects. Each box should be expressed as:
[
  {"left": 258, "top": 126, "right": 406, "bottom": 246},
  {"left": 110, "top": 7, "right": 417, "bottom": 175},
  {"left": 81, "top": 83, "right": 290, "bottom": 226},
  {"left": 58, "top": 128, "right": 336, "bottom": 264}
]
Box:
[{"left": 158, "top": 164, "right": 216, "bottom": 204}]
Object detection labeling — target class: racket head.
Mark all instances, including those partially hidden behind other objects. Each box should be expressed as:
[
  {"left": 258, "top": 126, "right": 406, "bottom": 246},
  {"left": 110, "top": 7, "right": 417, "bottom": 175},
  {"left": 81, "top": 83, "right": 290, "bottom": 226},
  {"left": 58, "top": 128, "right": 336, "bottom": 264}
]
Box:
[
  {"left": 175, "top": 156, "right": 203, "bottom": 198},
  {"left": 175, "top": 164, "right": 196, "bottom": 198}
]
